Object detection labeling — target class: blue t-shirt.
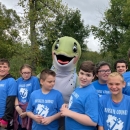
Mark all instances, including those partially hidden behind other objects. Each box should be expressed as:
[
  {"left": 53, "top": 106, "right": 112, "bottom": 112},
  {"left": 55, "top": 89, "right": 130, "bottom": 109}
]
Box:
[
  {"left": 0, "top": 77, "right": 17, "bottom": 118},
  {"left": 98, "top": 94, "right": 130, "bottom": 130},
  {"left": 65, "top": 84, "right": 98, "bottom": 130},
  {"left": 123, "top": 71, "right": 130, "bottom": 95},
  {"left": 16, "top": 76, "right": 40, "bottom": 103},
  {"left": 93, "top": 80, "right": 110, "bottom": 97},
  {"left": 26, "top": 89, "right": 64, "bottom": 130}
]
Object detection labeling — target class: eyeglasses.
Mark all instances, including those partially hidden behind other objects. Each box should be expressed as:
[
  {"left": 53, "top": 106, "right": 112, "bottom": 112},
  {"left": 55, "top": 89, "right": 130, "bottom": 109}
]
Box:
[
  {"left": 98, "top": 69, "right": 111, "bottom": 73},
  {"left": 22, "top": 72, "right": 31, "bottom": 75}
]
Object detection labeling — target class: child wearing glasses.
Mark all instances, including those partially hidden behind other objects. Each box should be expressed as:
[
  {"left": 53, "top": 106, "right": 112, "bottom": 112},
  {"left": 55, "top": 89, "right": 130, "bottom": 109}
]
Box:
[
  {"left": 98, "top": 72, "right": 130, "bottom": 130},
  {"left": 93, "top": 61, "right": 111, "bottom": 97},
  {"left": 14, "top": 64, "right": 40, "bottom": 130}
]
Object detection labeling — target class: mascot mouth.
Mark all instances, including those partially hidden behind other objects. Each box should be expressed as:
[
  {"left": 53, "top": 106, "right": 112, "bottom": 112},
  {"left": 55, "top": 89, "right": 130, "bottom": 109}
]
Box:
[{"left": 56, "top": 54, "right": 74, "bottom": 65}]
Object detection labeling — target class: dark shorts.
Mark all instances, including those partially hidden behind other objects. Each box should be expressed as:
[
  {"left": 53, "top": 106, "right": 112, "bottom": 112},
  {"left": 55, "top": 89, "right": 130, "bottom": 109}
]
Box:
[{"left": 58, "top": 117, "right": 65, "bottom": 130}]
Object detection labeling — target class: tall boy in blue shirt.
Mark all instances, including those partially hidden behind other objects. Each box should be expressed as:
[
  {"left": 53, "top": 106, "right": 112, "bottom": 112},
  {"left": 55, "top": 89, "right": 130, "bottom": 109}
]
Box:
[{"left": 60, "top": 61, "right": 98, "bottom": 130}]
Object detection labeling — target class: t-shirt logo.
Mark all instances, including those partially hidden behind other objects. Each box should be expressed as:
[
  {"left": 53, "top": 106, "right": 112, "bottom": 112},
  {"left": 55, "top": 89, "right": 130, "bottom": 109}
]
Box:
[
  {"left": 68, "top": 96, "right": 73, "bottom": 109},
  {"left": 106, "top": 114, "right": 124, "bottom": 130},
  {"left": 36, "top": 104, "right": 49, "bottom": 117},
  {"left": 19, "top": 88, "right": 28, "bottom": 99},
  {"left": 127, "top": 82, "right": 130, "bottom": 86}
]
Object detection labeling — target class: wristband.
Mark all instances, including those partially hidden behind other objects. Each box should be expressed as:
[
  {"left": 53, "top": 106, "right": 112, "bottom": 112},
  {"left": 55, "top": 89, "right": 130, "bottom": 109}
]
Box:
[{"left": 0, "top": 119, "right": 8, "bottom": 126}]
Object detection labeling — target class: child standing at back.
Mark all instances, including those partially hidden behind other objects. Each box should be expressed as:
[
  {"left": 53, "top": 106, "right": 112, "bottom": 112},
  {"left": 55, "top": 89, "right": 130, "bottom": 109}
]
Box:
[
  {"left": 98, "top": 72, "right": 130, "bottom": 130},
  {"left": 60, "top": 61, "right": 98, "bottom": 130},
  {"left": 14, "top": 64, "right": 40, "bottom": 130},
  {"left": 26, "top": 69, "right": 64, "bottom": 130}
]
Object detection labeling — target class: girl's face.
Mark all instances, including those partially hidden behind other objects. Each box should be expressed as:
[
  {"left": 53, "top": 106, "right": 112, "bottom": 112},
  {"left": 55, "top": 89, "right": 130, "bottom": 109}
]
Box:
[{"left": 21, "top": 67, "right": 32, "bottom": 80}]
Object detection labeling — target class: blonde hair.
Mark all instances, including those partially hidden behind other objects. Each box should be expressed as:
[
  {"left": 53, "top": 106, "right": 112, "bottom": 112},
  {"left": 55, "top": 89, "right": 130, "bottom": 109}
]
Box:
[{"left": 108, "top": 72, "right": 124, "bottom": 82}]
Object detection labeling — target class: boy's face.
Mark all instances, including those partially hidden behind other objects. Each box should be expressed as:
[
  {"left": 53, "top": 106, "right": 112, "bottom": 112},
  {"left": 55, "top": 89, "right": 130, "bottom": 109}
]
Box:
[
  {"left": 96, "top": 65, "right": 111, "bottom": 84},
  {"left": 107, "top": 76, "right": 125, "bottom": 96},
  {"left": 116, "top": 63, "right": 127, "bottom": 74},
  {"left": 0, "top": 63, "right": 10, "bottom": 78},
  {"left": 78, "top": 70, "right": 94, "bottom": 87},
  {"left": 40, "top": 75, "right": 55, "bottom": 91}
]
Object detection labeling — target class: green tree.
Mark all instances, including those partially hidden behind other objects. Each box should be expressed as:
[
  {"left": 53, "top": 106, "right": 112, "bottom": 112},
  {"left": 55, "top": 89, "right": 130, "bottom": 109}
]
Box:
[
  {"left": 18, "top": 0, "right": 67, "bottom": 69},
  {"left": 18, "top": 0, "right": 67, "bottom": 45},
  {"left": 0, "top": 2, "right": 21, "bottom": 58},
  {"left": 39, "top": 9, "right": 90, "bottom": 68},
  {"left": 55, "top": 9, "right": 90, "bottom": 50},
  {"left": 91, "top": 0, "right": 130, "bottom": 59},
  {"left": 18, "top": 1, "right": 90, "bottom": 69},
  {"left": 10, "top": 43, "right": 43, "bottom": 78}
]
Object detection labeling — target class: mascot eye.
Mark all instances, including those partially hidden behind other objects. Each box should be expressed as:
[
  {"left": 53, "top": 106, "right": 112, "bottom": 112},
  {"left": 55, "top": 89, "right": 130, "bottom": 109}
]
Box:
[
  {"left": 73, "top": 46, "right": 77, "bottom": 53},
  {"left": 55, "top": 43, "right": 59, "bottom": 50}
]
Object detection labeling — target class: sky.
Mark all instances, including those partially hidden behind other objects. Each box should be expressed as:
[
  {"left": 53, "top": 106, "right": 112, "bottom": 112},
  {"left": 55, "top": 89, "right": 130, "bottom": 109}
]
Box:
[{"left": 0, "top": 0, "right": 110, "bottom": 52}]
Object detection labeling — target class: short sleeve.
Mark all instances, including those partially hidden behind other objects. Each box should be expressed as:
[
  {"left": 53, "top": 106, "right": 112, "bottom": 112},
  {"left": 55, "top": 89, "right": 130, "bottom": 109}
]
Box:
[
  {"left": 7, "top": 78, "right": 17, "bottom": 96},
  {"left": 85, "top": 93, "right": 98, "bottom": 123},
  {"left": 123, "top": 82, "right": 130, "bottom": 95},
  {"left": 26, "top": 93, "right": 34, "bottom": 112},
  {"left": 98, "top": 99, "right": 104, "bottom": 126},
  {"left": 32, "top": 77, "right": 41, "bottom": 91},
  {"left": 57, "top": 92, "right": 64, "bottom": 112}
]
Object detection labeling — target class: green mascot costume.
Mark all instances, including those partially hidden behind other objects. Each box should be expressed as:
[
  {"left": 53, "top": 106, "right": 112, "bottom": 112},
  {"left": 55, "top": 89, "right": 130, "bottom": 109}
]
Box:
[
  {"left": 51, "top": 36, "right": 81, "bottom": 130},
  {"left": 51, "top": 36, "right": 81, "bottom": 103}
]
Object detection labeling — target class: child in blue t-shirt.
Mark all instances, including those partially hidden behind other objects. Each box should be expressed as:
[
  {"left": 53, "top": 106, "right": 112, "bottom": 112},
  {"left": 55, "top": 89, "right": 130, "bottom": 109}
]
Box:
[
  {"left": 98, "top": 72, "right": 130, "bottom": 130},
  {"left": 60, "top": 61, "right": 98, "bottom": 130},
  {"left": 0, "top": 59, "right": 17, "bottom": 129},
  {"left": 123, "top": 71, "right": 130, "bottom": 95},
  {"left": 26, "top": 69, "right": 64, "bottom": 130},
  {"left": 14, "top": 64, "right": 40, "bottom": 130},
  {"left": 93, "top": 61, "right": 111, "bottom": 97}
]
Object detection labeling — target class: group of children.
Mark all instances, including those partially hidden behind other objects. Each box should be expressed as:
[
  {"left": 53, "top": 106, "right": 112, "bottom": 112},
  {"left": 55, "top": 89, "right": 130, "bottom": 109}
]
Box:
[{"left": 0, "top": 58, "right": 130, "bottom": 130}]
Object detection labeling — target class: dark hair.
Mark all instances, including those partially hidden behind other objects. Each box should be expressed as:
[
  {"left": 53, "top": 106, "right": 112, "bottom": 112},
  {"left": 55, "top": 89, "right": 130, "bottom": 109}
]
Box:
[
  {"left": 79, "top": 61, "right": 95, "bottom": 75},
  {"left": 95, "top": 61, "right": 111, "bottom": 74},
  {"left": 114, "top": 59, "right": 128, "bottom": 70},
  {"left": 0, "top": 59, "right": 10, "bottom": 67},
  {"left": 40, "top": 69, "right": 56, "bottom": 81}
]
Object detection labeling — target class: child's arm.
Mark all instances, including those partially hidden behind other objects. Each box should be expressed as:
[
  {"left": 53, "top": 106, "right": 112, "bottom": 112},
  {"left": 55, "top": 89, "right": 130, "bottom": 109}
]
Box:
[
  {"left": 15, "top": 97, "right": 22, "bottom": 115},
  {"left": 15, "top": 97, "right": 27, "bottom": 118},
  {"left": 27, "top": 112, "right": 43, "bottom": 124},
  {"left": 60, "top": 105, "right": 97, "bottom": 126},
  {"left": 41, "top": 112, "right": 61, "bottom": 125},
  {"left": 98, "top": 126, "right": 104, "bottom": 130}
]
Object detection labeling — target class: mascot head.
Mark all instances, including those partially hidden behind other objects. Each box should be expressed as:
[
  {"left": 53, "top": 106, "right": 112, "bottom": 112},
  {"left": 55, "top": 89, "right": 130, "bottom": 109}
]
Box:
[{"left": 52, "top": 36, "right": 81, "bottom": 71}]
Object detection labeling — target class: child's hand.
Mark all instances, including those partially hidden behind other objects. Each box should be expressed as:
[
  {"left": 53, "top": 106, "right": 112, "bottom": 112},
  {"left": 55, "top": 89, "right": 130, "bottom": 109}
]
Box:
[
  {"left": 20, "top": 112, "right": 27, "bottom": 118},
  {"left": 62, "top": 104, "right": 68, "bottom": 108},
  {"left": 33, "top": 115, "right": 43, "bottom": 124},
  {"left": 60, "top": 104, "right": 71, "bottom": 117},
  {"left": 41, "top": 117, "right": 52, "bottom": 125}
]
